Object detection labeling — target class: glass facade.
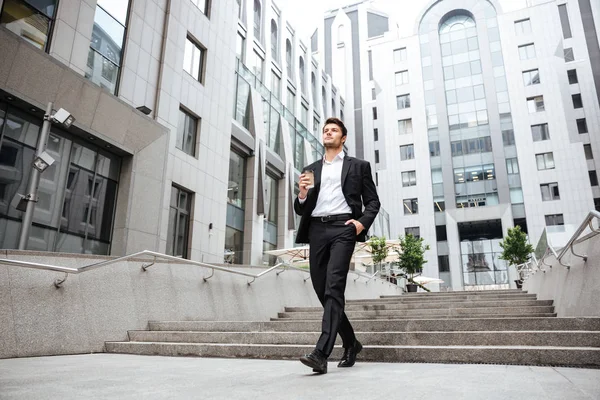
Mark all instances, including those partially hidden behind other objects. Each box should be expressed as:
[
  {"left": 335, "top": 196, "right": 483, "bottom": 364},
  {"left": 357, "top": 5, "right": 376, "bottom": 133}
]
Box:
[
  {"left": 233, "top": 60, "right": 324, "bottom": 170},
  {"left": 86, "top": 0, "right": 131, "bottom": 94},
  {"left": 461, "top": 239, "right": 508, "bottom": 286},
  {"left": 0, "top": 103, "right": 120, "bottom": 254}
]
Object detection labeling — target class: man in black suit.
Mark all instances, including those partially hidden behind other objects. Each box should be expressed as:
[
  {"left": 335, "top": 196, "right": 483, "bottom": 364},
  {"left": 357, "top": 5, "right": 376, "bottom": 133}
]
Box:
[{"left": 295, "top": 117, "right": 380, "bottom": 374}]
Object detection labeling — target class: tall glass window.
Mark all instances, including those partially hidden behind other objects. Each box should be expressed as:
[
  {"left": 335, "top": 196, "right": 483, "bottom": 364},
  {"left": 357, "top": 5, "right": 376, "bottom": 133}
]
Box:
[
  {"left": 177, "top": 109, "right": 199, "bottom": 156},
  {"left": 270, "top": 19, "right": 278, "bottom": 61},
  {"left": 286, "top": 39, "right": 293, "bottom": 77},
  {"left": 0, "top": 104, "right": 120, "bottom": 254},
  {"left": 299, "top": 57, "right": 306, "bottom": 94},
  {"left": 226, "top": 150, "right": 246, "bottom": 264},
  {"left": 263, "top": 174, "right": 278, "bottom": 265},
  {"left": 253, "top": 0, "right": 262, "bottom": 41},
  {"left": 0, "top": 0, "right": 57, "bottom": 51},
  {"left": 167, "top": 186, "right": 192, "bottom": 259},
  {"left": 86, "top": 0, "right": 131, "bottom": 94}
]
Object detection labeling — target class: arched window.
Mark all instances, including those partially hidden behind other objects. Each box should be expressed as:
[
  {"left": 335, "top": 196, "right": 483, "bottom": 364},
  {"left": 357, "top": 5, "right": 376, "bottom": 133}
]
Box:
[
  {"left": 331, "top": 99, "right": 336, "bottom": 116},
  {"left": 286, "top": 39, "right": 292, "bottom": 77},
  {"left": 338, "top": 24, "right": 344, "bottom": 43},
  {"left": 270, "top": 19, "right": 278, "bottom": 61},
  {"left": 322, "top": 86, "right": 327, "bottom": 116},
  {"left": 311, "top": 72, "right": 317, "bottom": 105},
  {"left": 253, "top": 0, "right": 262, "bottom": 40},
  {"left": 299, "top": 56, "right": 305, "bottom": 94}
]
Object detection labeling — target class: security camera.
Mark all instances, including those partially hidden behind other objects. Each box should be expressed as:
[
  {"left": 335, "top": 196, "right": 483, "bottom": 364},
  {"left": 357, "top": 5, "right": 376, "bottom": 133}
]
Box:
[{"left": 52, "top": 108, "right": 75, "bottom": 128}]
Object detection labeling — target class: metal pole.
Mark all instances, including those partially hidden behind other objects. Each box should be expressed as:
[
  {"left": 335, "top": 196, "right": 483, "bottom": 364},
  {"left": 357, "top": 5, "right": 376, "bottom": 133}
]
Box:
[{"left": 18, "top": 102, "right": 53, "bottom": 250}]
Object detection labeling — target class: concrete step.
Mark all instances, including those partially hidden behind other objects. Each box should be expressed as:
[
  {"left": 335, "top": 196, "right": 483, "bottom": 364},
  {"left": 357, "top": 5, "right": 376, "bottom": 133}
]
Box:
[
  {"left": 286, "top": 300, "right": 553, "bottom": 312},
  {"left": 382, "top": 289, "right": 526, "bottom": 298},
  {"left": 127, "top": 330, "right": 600, "bottom": 347},
  {"left": 271, "top": 313, "right": 558, "bottom": 321},
  {"left": 148, "top": 318, "right": 600, "bottom": 332},
  {"left": 104, "top": 342, "right": 600, "bottom": 367},
  {"left": 277, "top": 306, "right": 556, "bottom": 319},
  {"left": 347, "top": 294, "right": 538, "bottom": 304}
]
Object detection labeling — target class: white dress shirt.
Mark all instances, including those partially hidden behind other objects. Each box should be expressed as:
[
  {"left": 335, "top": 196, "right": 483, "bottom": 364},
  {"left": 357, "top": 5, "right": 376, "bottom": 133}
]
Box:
[{"left": 299, "top": 150, "right": 352, "bottom": 217}]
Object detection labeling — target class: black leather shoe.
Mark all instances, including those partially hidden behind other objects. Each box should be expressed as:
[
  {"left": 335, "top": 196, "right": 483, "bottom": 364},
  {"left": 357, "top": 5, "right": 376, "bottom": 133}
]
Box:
[
  {"left": 338, "top": 340, "right": 362, "bottom": 367},
  {"left": 299, "top": 350, "right": 328, "bottom": 374}
]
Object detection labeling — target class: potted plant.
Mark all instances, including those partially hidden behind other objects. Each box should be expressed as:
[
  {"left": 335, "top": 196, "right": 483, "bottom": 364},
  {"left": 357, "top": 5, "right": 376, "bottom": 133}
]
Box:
[
  {"left": 499, "top": 226, "right": 534, "bottom": 289},
  {"left": 396, "top": 234, "right": 430, "bottom": 292}
]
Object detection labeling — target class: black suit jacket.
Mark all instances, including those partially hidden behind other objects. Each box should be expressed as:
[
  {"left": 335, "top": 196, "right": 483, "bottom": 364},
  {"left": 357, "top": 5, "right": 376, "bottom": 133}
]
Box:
[{"left": 294, "top": 155, "right": 381, "bottom": 244}]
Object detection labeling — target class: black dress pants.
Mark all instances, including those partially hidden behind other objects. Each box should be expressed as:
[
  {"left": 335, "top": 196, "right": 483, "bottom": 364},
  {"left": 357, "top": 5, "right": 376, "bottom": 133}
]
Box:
[{"left": 308, "top": 218, "right": 357, "bottom": 357}]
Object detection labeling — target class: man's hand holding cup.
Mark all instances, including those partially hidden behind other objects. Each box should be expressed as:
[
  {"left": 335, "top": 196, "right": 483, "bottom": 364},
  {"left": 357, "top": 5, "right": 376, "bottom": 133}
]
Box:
[{"left": 298, "top": 170, "right": 314, "bottom": 200}]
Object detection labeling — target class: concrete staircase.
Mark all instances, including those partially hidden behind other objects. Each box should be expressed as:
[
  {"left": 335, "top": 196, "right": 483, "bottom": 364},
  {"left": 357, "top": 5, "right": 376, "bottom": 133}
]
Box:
[{"left": 105, "top": 290, "right": 600, "bottom": 367}]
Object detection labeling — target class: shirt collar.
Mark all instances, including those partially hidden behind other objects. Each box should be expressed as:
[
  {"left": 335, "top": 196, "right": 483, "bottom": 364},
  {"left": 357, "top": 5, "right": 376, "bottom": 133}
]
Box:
[{"left": 323, "top": 150, "right": 345, "bottom": 164}]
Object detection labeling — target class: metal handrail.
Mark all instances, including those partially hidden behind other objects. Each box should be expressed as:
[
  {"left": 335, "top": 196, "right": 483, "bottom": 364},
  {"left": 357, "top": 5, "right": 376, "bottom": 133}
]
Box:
[
  {"left": 0, "top": 250, "right": 395, "bottom": 288},
  {"left": 536, "top": 210, "right": 600, "bottom": 272}
]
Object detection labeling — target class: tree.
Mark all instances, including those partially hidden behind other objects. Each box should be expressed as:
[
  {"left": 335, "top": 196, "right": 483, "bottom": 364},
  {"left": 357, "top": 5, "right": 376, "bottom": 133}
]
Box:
[
  {"left": 395, "top": 234, "right": 430, "bottom": 283},
  {"left": 368, "top": 236, "right": 389, "bottom": 273},
  {"left": 499, "top": 226, "right": 534, "bottom": 282}
]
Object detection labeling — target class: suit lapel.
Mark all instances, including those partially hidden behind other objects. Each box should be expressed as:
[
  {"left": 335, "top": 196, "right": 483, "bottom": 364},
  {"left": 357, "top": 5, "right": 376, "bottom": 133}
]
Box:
[
  {"left": 314, "top": 160, "right": 323, "bottom": 189},
  {"left": 341, "top": 156, "right": 352, "bottom": 186}
]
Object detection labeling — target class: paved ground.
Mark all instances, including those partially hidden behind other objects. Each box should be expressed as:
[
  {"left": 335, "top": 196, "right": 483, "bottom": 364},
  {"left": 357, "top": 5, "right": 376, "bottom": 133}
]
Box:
[{"left": 0, "top": 354, "right": 599, "bottom": 399}]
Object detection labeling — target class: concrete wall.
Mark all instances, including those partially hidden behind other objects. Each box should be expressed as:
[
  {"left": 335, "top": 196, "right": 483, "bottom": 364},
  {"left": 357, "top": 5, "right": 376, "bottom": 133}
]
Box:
[
  {"left": 524, "top": 233, "right": 600, "bottom": 318},
  {"left": 0, "top": 251, "right": 402, "bottom": 359}
]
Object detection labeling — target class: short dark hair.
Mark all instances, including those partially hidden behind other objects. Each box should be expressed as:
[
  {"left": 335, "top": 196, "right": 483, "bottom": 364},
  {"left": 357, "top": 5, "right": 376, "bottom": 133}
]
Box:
[{"left": 324, "top": 117, "right": 347, "bottom": 137}]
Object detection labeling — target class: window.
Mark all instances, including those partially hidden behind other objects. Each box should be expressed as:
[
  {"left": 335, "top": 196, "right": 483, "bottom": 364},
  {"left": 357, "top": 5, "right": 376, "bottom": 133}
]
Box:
[
  {"left": 373, "top": 107, "right": 378, "bottom": 120},
  {"left": 167, "top": 186, "right": 192, "bottom": 258},
  {"left": 270, "top": 19, "right": 278, "bottom": 61},
  {"left": 429, "top": 141, "right": 440, "bottom": 157},
  {"left": 405, "top": 227, "right": 420, "bottom": 238},
  {"left": 299, "top": 57, "right": 306, "bottom": 93},
  {"left": 558, "top": 4, "right": 572, "bottom": 39},
  {"left": 286, "top": 87, "right": 295, "bottom": 112},
  {"left": 523, "top": 69, "right": 540, "bottom": 86},
  {"left": 400, "top": 144, "right": 415, "bottom": 161},
  {"left": 451, "top": 137, "right": 493, "bottom": 156},
  {"left": 227, "top": 151, "right": 246, "bottom": 208},
  {"left": 438, "top": 255, "right": 450, "bottom": 272},
  {"left": 506, "top": 158, "right": 519, "bottom": 174},
  {"left": 395, "top": 70, "right": 409, "bottom": 86},
  {"left": 371, "top": 88, "right": 376, "bottom": 100},
  {"left": 374, "top": 128, "right": 379, "bottom": 141},
  {"left": 403, "top": 198, "right": 418, "bottom": 215},
  {"left": 191, "top": 0, "right": 209, "bottom": 15},
  {"left": 248, "top": 50, "right": 264, "bottom": 82},
  {"left": 567, "top": 69, "right": 578, "bottom": 84},
  {"left": 393, "top": 47, "right": 407, "bottom": 63},
  {"left": 236, "top": 33, "right": 245, "bottom": 61},
  {"left": 0, "top": 0, "right": 57, "bottom": 51},
  {"left": 402, "top": 171, "right": 416, "bottom": 187},
  {"left": 374, "top": 150, "right": 380, "bottom": 164},
  {"left": 286, "top": 39, "right": 293, "bottom": 77},
  {"left": 368, "top": 50, "right": 373, "bottom": 80},
  {"left": 540, "top": 183, "right": 560, "bottom": 201},
  {"left": 177, "top": 108, "right": 199, "bottom": 156},
  {"left": 536, "top": 152, "right": 555, "bottom": 170},
  {"left": 572, "top": 94, "right": 583, "bottom": 109},
  {"left": 503, "top": 129, "right": 515, "bottom": 146},
  {"left": 584, "top": 144, "right": 594, "bottom": 160},
  {"left": 514, "top": 19, "right": 531, "bottom": 35},
  {"left": 590, "top": 171, "right": 599, "bottom": 186},
  {"left": 518, "top": 43, "right": 535, "bottom": 60},
  {"left": 595, "top": 198, "right": 600, "bottom": 212},
  {"left": 184, "top": 35, "right": 206, "bottom": 83},
  {"left": 85, "top": 1, "right": 131, "bottom": 94},
  {"left": 301, "top": 105, "right": 308, "bottom": 126},
  {"left": 577, "top": 118, "right": 588, "bottom": 134},
  {"left": 564, "top": 47, "right": 574, "bottom": 62},
  {"left": 531, "top": 123, "right": 550, "bottom": 142},
  {"left": 311, "top": 72, "right": 317, "bottom": 104},
  {"left": 545, "top": 214, "right": 564, "bottom": 226},
  {"left": 253, "top": 0, "right": 262, "bottom": 40},
  {"left": 436, "top": 225, "right": 447, "bottom": 242},
  {"left": 397, "top": 94, "right": 411, "bottom": 109},
  {"left": 271, "top": 72, "right": 281, "bottom": 99},
  {"left": 398, "top": 119, "right": 412, "bottom": 134},
  {"left": 527, "top": 96, "right": 544, "bottom": 113}
]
